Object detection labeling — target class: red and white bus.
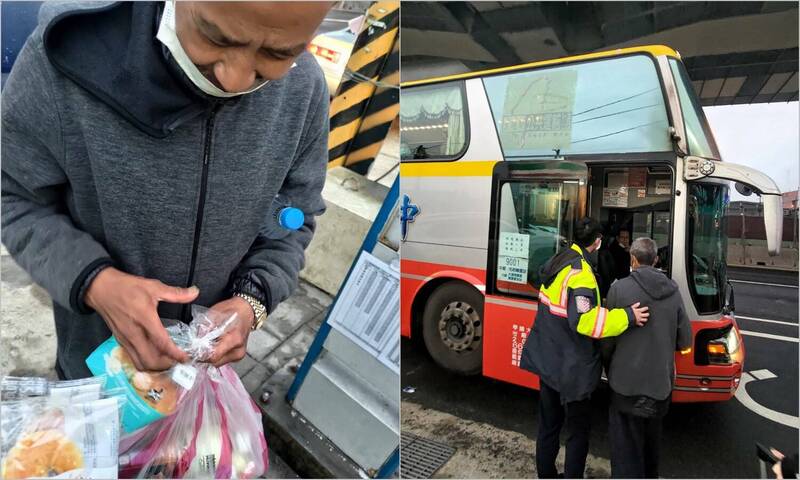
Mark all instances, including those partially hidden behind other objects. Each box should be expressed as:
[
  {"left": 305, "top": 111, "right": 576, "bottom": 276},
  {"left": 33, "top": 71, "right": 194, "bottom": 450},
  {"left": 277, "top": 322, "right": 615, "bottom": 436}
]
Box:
[{"left": 399, "top": 45, "right": 783, "bottom": 402}]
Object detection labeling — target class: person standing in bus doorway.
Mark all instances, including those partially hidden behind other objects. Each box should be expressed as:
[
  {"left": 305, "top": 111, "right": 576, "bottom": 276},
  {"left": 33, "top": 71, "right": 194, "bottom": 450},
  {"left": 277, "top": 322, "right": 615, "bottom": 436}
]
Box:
[
  {"left": 1, "top": 1, "right": 332, "bottom": 379},
  {"left": 520, "top": 217, "right": 650, "bottom": 479},
  {"left": 610, "top": 227, "right": 632, "bottom": 280},
  {"left": 601, "top": 237, "right": 692, "bottom": 478}
]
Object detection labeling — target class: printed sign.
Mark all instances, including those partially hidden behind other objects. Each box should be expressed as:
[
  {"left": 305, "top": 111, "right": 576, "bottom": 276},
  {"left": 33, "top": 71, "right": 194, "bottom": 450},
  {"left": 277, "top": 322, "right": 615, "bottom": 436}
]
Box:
[
  {"left": 498, "top": 232, "right": 530, "bottom": 284},
  {"left": 655, "top": 179, "right": 672, "bottom": 195},
  {"left": 498, "top": 231, "right": 530, "bottom": 258},
  {"left": 511, "top": 324, "right": 532, "bottom": 367},
  {"left": 499, "top": 70, "right": 577, "bottom": 150},
  {"left": 327, "top": 251, "right": 400, "bottom": 373},
  {"left": 607, "top": 171, "right": 629, "bottom": 189},
  {"left": 629, "top": 168, "right": 648, "bottom": 188},
  {"left": 603, "top": 187, "right": 629, "bottom": 207}
]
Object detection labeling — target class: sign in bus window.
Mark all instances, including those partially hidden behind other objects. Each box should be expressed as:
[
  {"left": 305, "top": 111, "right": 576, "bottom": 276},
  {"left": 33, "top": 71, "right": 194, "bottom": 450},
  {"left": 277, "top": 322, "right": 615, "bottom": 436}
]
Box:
[
  {"left": 499, "top": 70, "right": 577, "bottom": 151},
  {"left": 484, "top": 55, "right": 671, "bottom": 157},
  {"left": 496, "top": 181, "right": 578, "bottom": 297}
]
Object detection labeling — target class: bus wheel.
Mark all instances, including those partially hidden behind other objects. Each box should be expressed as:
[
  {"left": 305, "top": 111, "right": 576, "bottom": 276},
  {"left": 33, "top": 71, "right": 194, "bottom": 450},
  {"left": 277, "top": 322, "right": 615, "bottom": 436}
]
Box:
[{"left": 422, "top": 282, "right": 483, "bottom": 375}]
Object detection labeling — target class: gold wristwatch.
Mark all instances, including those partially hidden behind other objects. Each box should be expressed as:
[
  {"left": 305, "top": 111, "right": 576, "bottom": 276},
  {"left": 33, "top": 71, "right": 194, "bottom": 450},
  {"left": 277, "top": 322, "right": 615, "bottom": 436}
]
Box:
[{"left": 234, "top": 292, "right": 267, "bottom": 331}]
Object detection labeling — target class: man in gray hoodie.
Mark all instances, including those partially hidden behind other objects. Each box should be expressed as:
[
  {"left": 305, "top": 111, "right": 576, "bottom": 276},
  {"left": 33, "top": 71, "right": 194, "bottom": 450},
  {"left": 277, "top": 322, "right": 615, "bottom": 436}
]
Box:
[
  {"left": 602, "top": 237, "right": 692, "bottom": 478},
  {"left": 2, "top": 2, "right": 332, "bottom": 379}
]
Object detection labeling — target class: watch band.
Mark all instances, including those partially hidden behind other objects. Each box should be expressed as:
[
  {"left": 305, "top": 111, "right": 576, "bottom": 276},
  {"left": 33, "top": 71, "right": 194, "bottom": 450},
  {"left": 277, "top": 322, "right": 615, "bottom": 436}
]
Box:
[{"left": 234, "top": 292, "right": 267, "bottom": 330}]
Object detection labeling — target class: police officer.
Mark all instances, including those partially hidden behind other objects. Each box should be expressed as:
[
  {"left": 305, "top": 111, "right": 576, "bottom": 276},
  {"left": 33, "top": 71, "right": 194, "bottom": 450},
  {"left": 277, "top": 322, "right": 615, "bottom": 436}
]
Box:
[{"left": 520, "top": 217, "right": 649, "bottom": 479}]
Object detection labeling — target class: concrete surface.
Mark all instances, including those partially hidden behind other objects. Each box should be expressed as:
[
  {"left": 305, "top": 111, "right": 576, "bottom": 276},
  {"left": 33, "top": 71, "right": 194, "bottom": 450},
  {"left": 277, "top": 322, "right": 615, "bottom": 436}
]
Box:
[
  {"left": 1, "top": 245, "right": 58, "bottom": 378},
  {"left": 402, "top": 401, "right": 610, "bottom": 479},
  {"left": 299, "top": 166, "right": 389, "bottom": 295}
]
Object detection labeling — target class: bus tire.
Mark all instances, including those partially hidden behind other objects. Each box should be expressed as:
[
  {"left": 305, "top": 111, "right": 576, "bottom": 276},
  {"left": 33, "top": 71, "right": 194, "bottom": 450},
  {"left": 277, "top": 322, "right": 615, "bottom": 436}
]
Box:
[{"left": 422, "top": 282, "right": 483, "bottom": 375}]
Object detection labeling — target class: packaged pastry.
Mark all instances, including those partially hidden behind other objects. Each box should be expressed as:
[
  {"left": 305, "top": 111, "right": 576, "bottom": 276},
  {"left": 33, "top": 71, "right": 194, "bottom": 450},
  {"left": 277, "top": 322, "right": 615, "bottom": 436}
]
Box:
[
  {"left": 85, "top": 305, "right": 237, "bottom": 433},
  {"left": 0, "top": 396, "right": 120, "bottom": 479},
  {"left": 85, "top": 339, "right": 182, "bottom": 432}
]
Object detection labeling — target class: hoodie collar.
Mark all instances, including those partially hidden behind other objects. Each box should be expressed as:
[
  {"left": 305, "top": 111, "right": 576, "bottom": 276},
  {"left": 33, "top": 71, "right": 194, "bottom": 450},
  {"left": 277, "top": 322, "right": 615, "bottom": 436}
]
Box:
[{"left": 42, "top": 2, "right": 217, "bottom": 138}]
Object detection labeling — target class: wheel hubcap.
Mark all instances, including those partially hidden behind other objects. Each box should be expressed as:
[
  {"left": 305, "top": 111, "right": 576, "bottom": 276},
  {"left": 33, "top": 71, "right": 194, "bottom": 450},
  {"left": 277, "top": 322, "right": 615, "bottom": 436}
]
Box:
[{"left": 438, "top": 301, "right": 482, "bottom": 353}]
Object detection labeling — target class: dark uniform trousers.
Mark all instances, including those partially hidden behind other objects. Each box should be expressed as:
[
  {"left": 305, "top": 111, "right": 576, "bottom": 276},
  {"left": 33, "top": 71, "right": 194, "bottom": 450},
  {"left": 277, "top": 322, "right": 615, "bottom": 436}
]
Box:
[{"left": 536, "top": 381, "right": 593, "bottom": 479}]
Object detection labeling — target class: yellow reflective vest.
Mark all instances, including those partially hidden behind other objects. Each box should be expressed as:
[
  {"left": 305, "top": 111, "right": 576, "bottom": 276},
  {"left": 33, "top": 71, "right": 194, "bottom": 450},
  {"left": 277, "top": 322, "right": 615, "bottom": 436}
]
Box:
[{"left": 520, "top": 244, "right": 634, "bottom": 402}]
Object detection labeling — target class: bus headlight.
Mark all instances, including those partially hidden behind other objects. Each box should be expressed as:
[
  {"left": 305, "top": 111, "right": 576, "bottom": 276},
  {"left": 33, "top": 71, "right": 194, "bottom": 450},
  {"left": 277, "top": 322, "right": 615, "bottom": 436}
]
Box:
[{"left": 696, "top": 325, "right": 741, "bottom": 365}]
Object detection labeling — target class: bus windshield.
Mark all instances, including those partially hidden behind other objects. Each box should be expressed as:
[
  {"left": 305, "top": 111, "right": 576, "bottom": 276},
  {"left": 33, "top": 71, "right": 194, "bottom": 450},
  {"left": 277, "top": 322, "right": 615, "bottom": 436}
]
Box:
[
  {"left": 669, "top": 58, "right": 721, "bottom": 159},
  {"left": 483, "top": 54, "right": 671, "bottom": 158},
  {"left": 687, "top": 183, "right": 729, "bottom": 314}
]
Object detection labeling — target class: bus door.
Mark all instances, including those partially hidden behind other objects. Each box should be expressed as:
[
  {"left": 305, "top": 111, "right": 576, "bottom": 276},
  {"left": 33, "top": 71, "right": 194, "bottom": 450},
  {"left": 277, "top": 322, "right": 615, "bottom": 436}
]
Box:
[{"left": 483, "top": 160, "right": 588, "bottom": 388}]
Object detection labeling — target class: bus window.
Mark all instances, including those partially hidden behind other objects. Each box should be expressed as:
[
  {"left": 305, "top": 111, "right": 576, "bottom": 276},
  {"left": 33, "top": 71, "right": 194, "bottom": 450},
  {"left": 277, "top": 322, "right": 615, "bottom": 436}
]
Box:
[
  {"left": 400, "top": 82, "right": 468, "bottom": 161},
  {"left": 483, "top": 54, "right": 671, "bottom": 158},
  {"left": 495, "top": 181, "right": 578, "bottom": 297},
  {"left": 669, "top": 59, "right": 720, "bottom": 160},
  {"left": 687, "top": 183, "right": 729, "bottom": 314}
]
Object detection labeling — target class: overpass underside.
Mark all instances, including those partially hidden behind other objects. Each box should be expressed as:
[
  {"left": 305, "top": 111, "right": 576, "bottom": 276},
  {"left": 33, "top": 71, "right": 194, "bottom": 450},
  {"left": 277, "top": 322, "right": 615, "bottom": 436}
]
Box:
[{"left": 400, "top": 1, "right": 799, "bottom": 105}]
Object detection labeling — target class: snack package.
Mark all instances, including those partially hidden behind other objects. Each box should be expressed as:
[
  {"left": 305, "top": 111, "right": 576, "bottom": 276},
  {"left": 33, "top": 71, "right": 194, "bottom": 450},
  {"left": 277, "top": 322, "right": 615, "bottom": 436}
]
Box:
[
  {"left": 0, "top": 396, "right": 121, "bottom": 479},
  {"left": 116, "top": 306, "right": 269, "bottom": 479},
  {"left": 2, "top": 376, "right": 105, "bottom": 403},
  {"left": 85, "top": 339, "right": 182, "bottom": 432},
  {"left": 84, "top": 306, "right": 236, "bottom": 433}
]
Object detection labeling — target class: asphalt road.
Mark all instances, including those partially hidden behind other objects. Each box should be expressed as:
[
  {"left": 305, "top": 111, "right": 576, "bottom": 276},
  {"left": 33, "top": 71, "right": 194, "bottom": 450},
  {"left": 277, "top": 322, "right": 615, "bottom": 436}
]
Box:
[{"left": 401, "top": 267, "right": 799, "bottom": 478}]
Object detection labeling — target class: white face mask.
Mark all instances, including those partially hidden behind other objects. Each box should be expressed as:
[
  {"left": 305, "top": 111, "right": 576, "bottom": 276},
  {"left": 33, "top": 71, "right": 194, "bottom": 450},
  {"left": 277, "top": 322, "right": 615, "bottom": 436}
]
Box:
[{"left": 156, "top": 0, "right": 272, "bottom": 98}]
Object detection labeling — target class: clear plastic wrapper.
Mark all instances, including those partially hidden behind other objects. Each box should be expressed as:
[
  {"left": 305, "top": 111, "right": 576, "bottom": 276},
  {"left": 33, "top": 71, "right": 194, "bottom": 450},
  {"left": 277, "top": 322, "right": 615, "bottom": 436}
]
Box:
[
  {"left": 1, "top": 376, "right": 104, "bottom": 403},
  {"left": 1, "top": 396, "right": 121, "bottom": 479},
  {"left": 116, "top": 306, "right": 269, "bottom": 478}
]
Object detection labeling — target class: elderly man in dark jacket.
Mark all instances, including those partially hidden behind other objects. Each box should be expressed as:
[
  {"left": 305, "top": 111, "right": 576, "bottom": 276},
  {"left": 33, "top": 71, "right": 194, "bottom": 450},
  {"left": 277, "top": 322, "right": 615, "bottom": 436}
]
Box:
[
  {"left": 2, "top": 1, "right": 332, "bottom": 379},
  {"left": 602, "top": 237, "right": 692, "bottom": 478}
]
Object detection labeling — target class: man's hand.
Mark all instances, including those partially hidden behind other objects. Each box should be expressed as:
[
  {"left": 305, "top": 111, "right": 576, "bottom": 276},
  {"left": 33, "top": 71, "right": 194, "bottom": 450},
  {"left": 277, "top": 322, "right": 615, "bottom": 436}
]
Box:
[
  {"left": 85, "top": 267, "right": 195, "bottom": 371},
  {"left": 206, "top": 296, "right": 257, "bottom": 367},
  {"left": 630, "top": 302, "right": 649, "bottom": 327}
]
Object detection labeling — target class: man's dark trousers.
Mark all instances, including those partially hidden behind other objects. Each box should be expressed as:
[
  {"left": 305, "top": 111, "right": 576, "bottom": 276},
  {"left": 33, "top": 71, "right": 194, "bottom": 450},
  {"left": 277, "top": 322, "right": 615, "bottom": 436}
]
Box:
[
  {"left": 608, "top": 400, "right": 663, "bottom": 478},
  {"left": 536, "top": 381, "right": 592, "bottom": 479}
]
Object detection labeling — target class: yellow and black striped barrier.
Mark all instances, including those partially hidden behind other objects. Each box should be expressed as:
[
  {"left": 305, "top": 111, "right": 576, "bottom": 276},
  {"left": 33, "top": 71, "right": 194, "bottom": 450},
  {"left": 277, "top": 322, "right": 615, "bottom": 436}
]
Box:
[{"left": 328, "top": 1, "right": 399, "bottom": 175}]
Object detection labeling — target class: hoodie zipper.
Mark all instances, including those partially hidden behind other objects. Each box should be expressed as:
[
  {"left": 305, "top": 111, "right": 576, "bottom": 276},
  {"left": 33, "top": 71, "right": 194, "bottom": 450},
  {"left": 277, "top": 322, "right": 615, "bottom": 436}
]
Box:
[{"left": 181, "top": 106, "right": 218, "bottom": 322}]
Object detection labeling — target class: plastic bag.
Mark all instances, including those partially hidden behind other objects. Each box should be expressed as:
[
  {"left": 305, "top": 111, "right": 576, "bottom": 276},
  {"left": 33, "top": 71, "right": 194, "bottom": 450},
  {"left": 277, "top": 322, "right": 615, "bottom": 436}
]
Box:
[
  {"left": 115, "top": 306, "right": 268, "bottom": 478},
  {"left": 0, "top": 396, "right": 121, "bottom": 479}
]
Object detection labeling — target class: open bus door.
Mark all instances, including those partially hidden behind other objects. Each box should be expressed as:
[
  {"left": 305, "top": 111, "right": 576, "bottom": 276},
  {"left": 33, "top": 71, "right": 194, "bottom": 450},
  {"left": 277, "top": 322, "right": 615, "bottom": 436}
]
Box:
[{"left": 483, "top": 160, "right": 588, "bottom": 388}]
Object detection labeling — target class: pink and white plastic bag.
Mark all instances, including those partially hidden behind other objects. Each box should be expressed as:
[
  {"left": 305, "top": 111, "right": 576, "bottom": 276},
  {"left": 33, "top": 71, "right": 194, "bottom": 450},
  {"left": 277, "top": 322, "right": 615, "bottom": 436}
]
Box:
[{"left": 117, "top": 306, "right": 268, "bottom": 479}]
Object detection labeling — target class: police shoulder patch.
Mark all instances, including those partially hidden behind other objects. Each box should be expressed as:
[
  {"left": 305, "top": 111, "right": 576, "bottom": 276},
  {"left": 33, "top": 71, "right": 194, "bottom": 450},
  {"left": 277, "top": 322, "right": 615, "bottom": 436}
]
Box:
[{"left": 576, "top": 296, "right": 592, "bottom": 314}]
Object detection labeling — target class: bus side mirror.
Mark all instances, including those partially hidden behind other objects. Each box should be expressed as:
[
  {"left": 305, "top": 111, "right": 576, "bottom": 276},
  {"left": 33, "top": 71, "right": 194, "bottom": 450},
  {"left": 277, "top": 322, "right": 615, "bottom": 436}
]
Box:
[
  {"left": 762, "top": 194, "right": 783, "bottom": 256},
  {"left": 723, "top": 281, "right": 735, "bottom": 315}
]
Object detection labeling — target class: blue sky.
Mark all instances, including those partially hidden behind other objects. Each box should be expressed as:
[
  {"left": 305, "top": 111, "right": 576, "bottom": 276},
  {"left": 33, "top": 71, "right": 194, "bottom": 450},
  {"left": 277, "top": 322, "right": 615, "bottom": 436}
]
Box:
[{"left": 704, "top": 102, "right": 799, "bottom": 201}]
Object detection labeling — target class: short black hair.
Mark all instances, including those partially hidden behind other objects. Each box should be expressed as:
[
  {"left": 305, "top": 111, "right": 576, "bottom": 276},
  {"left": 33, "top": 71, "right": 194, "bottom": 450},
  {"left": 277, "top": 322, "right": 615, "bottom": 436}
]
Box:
[{"left": 574, "top": 217, "right": 603, "bottom": 248}]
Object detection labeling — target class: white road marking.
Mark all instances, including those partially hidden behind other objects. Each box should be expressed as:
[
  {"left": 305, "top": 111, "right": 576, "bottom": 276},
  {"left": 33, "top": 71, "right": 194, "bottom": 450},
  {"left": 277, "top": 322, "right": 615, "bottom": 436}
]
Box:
[
  {"left": 735, "top": 371, "right": 799, "bottom": 429},
  {"left": 750, "top": 369, "right": 778, "bottom": 381},
  {"left": 740, "top": 330, "right": 799, "bottom": 343},
  {"left": 736, "top": 315, "right": 797, "bottom": 327},
  {"left": 730, "top": 279, "right": 798, "bottom": 289}
]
